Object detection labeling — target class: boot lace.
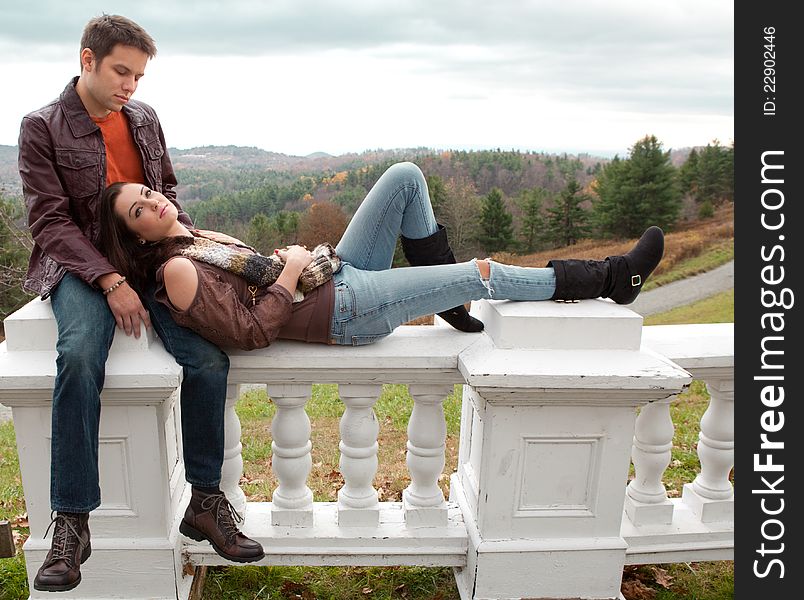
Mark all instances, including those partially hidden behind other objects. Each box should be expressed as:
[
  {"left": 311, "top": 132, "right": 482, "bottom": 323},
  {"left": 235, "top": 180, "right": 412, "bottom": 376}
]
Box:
[
  {"left": 42, "top": 512, "right": 85, "bottom": 568},
  {"left": 200, "top": 493, "right": 243, "bottom": 545}
]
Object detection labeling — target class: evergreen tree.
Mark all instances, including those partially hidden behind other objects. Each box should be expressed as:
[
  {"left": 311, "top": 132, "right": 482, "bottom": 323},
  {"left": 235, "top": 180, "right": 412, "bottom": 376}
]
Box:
[
  {"left": 696, "top": 141, "right": 732, "bottom": 205},
  {"left": 426, "top": 174, "right": 447, "bottom": 217},
  {"left": 516, "top": 187, "right": 547, "bottom": 253},
  {"left": 546, "top": 179, "right": 590, "bottom": 246},
  {"left": 274, "top": 211, "right": 300, "bottom": 246},
  {"left": 677, "top": 140, "right": 734, "bottom": 217},
  {"left": 246, "top": 213, "right": 275, "bottom": 254},
  {"left": 478, "top": 188, "right": 513, "bottom": 253},
  {"left": 678, "top": 148, "right": 699, "bottom": 195},
  {"left": 593, "top": 135, "right": 681, "bottom": 237}
]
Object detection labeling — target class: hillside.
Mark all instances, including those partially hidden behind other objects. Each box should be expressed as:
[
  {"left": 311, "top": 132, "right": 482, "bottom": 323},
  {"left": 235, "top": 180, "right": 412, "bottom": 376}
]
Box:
[
  {"left": 496, "top": 203, "right": 734, "bottom": 280},
  {"left": 0, "top": 144, "right": 703, "bottom": 202}
]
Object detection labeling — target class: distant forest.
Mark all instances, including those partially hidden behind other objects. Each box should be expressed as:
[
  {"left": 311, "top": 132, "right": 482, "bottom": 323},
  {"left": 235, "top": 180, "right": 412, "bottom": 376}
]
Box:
[
  {"left": 1, "top": 136, "right": 734, "bottom": 321},
  {"left": 177, "top": 136, "right": 733, "bottom": 260}
]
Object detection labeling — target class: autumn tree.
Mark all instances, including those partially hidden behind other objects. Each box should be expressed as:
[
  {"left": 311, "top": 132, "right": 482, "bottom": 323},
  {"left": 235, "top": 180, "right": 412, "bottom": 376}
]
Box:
[
  {"left": 1, "top": 195, "right": 34, "bottom": 321},
  {"left": 478, "top": 188, "right": 513, "bottom": 253},
  {"left": 297, "top": 202, "right": 349, "bottom": 248},
  {"left": 439, "top": 176, "right": 482, "bottom": 261},
  {"left": 593, "top": 135, "right": 681, "bottom": 238},
  {"left": 546, "top": 179, "right": 590, "bottom": 246}
]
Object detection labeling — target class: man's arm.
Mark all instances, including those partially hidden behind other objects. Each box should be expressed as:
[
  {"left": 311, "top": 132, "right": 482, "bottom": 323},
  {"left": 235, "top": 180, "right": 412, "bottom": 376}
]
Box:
[
  {"left": 19, "top": 115, "right": 151, "bottom": 337},
  {"left": 19, "top": 115, "right": 118, "bottom": 286}
]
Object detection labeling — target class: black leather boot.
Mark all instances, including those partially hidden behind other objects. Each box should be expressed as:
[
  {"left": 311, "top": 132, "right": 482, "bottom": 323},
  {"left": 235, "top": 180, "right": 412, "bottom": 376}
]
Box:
[
  {"left": 547, "top": 226, "right": 664, "bottom": 304},
  {"left": 401, "top": 224, "right": 484, "bottom": 332},
  {"left": 34, "top": 512, "right": 91, "bottom": 592}
]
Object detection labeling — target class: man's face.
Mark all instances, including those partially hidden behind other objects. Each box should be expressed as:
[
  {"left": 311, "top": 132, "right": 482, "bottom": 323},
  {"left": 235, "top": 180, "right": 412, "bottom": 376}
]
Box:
[{"left": 80, "top": 44, "right": 149, "bottom": 117}]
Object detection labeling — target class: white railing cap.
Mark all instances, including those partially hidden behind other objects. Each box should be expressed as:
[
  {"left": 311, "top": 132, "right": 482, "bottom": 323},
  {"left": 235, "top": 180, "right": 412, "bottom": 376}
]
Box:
[
  {"left": 3, "top": 298, "right": 155, "bottom": 353},
  {"left": 642, "top": 323, "right": 734, "bottom": 372},
  {"left": 476, "top": 299, "right": 643, "bottom": 351}
]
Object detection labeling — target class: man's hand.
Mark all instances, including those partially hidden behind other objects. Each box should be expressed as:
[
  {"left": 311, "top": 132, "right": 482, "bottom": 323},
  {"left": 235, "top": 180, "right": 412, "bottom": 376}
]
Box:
[{"left": 99, "top": 273, "right": 151, "bottom": 338}]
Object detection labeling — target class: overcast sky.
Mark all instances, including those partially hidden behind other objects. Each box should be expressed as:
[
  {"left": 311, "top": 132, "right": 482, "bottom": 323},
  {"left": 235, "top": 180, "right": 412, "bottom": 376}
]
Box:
[{"left": 0, "top": 0, "right": 733, "bottom": 157}]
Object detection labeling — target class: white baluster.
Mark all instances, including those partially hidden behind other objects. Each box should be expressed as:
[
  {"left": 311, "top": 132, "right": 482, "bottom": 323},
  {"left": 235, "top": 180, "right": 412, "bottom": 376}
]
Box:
[
  {"left": 266, "top": 384, "right": 314, "bottom": 526},
  {"left": 403, "top": 384, "right": 452, "bottom": 527},
  {"left": 682, "top": 377, "right": 734, "bottom": 522},
  {"left": 624, "top": 398, "right": 675, "bottom": 525},
  {"left": 220, "top": 383, "right": 246, "bottom": 515},
  {"left": 337, "top": 384, "right": 382, "bottom": 526}
]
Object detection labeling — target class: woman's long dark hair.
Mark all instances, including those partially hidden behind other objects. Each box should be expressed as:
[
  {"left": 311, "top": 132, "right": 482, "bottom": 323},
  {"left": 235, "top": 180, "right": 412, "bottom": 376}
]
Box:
[{"left": 99, "top": 182, "right": 194, "bottom": 290}]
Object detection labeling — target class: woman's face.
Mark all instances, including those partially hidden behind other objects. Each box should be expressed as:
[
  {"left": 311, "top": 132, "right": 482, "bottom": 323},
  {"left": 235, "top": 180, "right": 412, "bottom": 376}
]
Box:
[{"left": 113, "top": 183, "right": 180, "bottom": 242}]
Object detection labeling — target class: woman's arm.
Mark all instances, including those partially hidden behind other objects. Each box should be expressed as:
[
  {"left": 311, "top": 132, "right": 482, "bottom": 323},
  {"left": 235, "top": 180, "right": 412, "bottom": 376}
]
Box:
[
  {"left": 274, "top": 245, "right": 314, "bottom": 295},
  {"left": 163, "top": 257, "right": 198, "bottom": 311}
]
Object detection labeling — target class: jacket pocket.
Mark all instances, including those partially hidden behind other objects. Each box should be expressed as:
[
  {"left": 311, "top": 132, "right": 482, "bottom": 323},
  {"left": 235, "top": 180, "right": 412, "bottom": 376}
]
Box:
[
  {"left": 139, "top": 136, "right": 164, "bottom": 189},
  {"left": 54, "top": 149, "right": 101, "bottom": 198}
]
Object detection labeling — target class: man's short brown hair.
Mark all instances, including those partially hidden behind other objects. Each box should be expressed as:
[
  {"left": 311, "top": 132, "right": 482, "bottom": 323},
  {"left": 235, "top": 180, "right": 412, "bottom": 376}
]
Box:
[{"left": 80, "top": 14, "right": 157, "bottom": 70}]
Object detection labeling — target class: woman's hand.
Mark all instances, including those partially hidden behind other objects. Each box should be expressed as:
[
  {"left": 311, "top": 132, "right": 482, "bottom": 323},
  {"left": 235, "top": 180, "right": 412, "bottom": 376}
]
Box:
[
  {"left": 277, "top": 245, "right": 314, "bottom": 271},
  {"left": 274, "top": 245, "right": 314, "bottom": 296}
]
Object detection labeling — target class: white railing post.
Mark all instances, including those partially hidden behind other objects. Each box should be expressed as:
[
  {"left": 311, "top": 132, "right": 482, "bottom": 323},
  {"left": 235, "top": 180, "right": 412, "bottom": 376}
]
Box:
[
  {"left": 625, "top": 397, "right": 675, "bottom": 524},
  {"left": 337, "top": 383, "right": 382, "bottom": 526},
  {"left": 3, "top": 300, "right": 736, "bottom": 599},
  {"left": 0, "top": 299, "right": 188, "bottom": 600},
  {"left": 403, "top": 384, "right": 453, "bottom": 527},
  {"left": 266, "top": 384, "right": 314, "bottom": 526},
  {"left": 682, "top": 376, "right": 734, "bottom": 522},
  {"left": 220, "top": 384, "right": 246, "bottom": 515},
  {"left": 451, "top": 299, "right": 690, "bottom": 600}
]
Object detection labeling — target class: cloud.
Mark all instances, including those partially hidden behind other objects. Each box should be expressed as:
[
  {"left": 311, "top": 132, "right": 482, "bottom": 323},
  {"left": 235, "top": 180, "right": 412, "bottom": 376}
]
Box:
[
  {"left": 0, "top": 1, "right": 733, "bottom": 154},
  {"left": 1, "top": 1, "right": 732, "bottom": 56},
  {"left": 0, "top": 0, "right": 732, "bottom": 118}
]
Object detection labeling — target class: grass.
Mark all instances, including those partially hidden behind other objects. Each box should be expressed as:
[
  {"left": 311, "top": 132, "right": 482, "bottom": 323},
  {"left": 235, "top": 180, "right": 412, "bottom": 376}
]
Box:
[
  {"left": 645, "top": 289, "right": 734, "bottom": 326},
  {"left": 0, "top": 208, "right": 735, "bottom": 599},
  {"left": 0, "top": 421, "right": 28, "bottom": 600}
]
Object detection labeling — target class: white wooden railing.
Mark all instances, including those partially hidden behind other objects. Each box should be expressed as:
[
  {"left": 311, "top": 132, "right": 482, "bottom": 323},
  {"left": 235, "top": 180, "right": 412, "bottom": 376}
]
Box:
[{"left": 0, "top": 298, "right": 733, "bottom": 600}]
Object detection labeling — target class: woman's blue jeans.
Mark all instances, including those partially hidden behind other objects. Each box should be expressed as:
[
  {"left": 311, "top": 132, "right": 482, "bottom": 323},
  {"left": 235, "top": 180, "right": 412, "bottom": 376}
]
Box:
[
  {"left": 331, "top": 162, "right": 557, "bottom": 345},
  {"left": 48, "top": 274, "right": 229, "bottom": 512}
]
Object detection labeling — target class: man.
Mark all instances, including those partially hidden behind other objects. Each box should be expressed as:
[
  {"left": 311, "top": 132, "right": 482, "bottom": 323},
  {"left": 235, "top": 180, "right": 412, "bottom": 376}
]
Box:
[{"left": 18, "top": 15, "right": 263, "bottom": 593}]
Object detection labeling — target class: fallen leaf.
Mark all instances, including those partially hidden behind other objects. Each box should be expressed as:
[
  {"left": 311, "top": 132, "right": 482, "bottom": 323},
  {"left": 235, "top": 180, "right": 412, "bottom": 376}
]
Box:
[
  {"left": 651, "top": 566, "right": 674, "bottom": 589},
  {"left": 362, "top": 587, "right": 373, "bottom": 594},
  {"left": 13, "top": 513, "right": 28, "bottom": 528},
  {"left": 621, "top": 579, "right": 656, "bottom": 600}
]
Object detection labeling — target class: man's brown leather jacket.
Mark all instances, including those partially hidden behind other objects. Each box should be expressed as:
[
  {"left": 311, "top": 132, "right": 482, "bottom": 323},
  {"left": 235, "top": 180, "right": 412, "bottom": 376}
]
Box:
[{"left": 18, "top": 77, "right": 192, "bottom": 298}]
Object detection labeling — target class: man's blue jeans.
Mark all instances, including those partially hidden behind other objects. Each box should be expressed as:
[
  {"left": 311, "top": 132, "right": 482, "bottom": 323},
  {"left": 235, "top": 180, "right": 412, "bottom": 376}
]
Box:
[
  {"left": 331, "top": 162, "right": 556, "bottom": 345},
  {"left": 49, "top": 273, "right": 229, "bottom": 512}
]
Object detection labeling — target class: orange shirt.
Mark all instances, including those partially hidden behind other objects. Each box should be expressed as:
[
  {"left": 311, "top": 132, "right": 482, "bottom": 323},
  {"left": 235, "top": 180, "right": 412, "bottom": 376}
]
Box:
[{"left": 92, "top": 111, "right": 145, "bottom": 185}]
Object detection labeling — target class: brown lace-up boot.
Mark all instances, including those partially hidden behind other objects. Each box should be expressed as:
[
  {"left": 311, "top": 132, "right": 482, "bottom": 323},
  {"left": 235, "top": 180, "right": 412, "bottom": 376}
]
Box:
[
  {"left": 33, "top": 512, "right": 91, "bottom": 592},
  {"left": 179, "top": 487, "right": 264, "bottom": 562}
]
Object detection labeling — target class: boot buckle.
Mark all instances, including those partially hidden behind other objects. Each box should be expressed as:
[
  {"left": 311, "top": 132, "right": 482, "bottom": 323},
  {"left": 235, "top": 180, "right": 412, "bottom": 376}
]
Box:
[{"left": 631, "top": 274, "right": 642, "bottom": 287}]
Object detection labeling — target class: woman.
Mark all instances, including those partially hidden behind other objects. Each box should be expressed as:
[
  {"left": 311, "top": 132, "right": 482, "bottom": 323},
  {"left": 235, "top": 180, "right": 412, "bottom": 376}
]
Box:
[{"left": 99, "top": 162, "right": 664, "bottom": 350}]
